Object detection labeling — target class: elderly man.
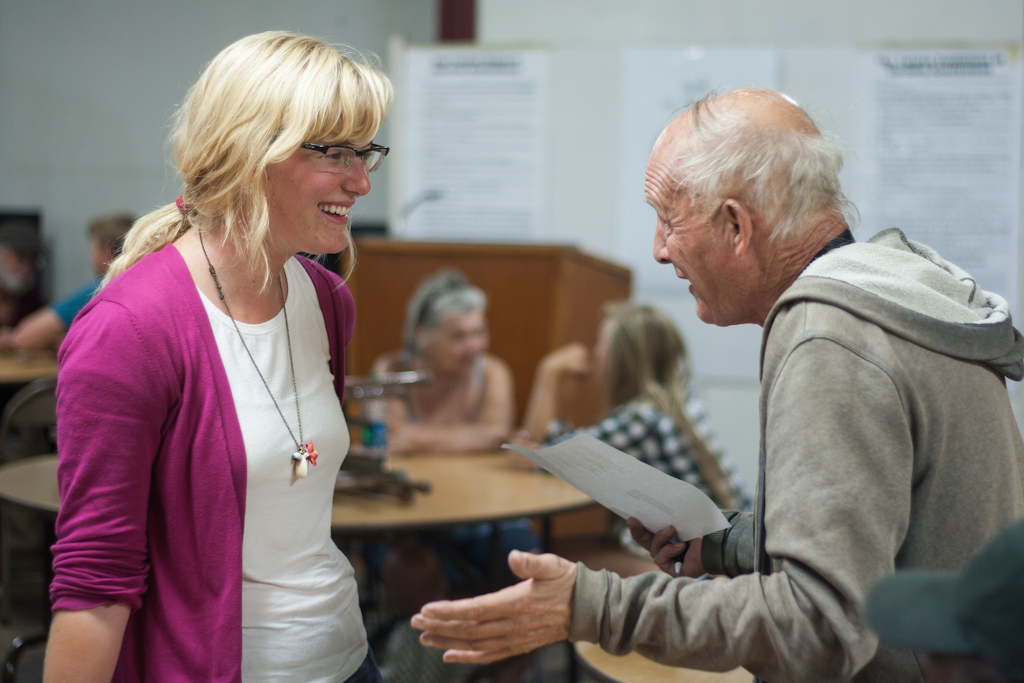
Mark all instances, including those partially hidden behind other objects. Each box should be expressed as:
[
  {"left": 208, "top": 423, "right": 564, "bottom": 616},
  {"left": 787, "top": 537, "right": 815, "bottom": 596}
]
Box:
[{"left": 411, "top": 88, "right": 1024, "bottom": 683}]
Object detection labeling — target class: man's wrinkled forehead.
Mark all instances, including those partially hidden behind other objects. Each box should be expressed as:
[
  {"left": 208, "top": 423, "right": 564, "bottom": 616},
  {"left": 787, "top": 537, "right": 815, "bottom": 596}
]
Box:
[{"left": 644, "top": 116, "right": 692, "bottom": 210}]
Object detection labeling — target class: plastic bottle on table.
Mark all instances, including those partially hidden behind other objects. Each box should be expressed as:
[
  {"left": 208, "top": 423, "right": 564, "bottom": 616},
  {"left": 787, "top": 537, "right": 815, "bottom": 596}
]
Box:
[{"left": 360, "top": 392, "right": 388, "bottom": 459}]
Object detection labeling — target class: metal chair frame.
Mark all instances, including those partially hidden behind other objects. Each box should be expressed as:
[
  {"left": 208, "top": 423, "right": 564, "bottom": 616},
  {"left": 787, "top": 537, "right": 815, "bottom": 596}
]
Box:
[
  {"left": 0, "top": 378, "right": 57, "bottom": 624},
  {"left": 1, "top": 632, "right": 46, "bottom": 683}
]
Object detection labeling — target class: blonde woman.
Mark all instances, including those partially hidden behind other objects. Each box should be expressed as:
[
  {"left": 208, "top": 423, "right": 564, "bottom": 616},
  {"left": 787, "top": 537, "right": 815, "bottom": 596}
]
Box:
[
  {"left": 521, "top": 303, "right": 750, "bottom": 512},
  {"left": 46, "top": 33, "right": 391, "bottom": 683}
]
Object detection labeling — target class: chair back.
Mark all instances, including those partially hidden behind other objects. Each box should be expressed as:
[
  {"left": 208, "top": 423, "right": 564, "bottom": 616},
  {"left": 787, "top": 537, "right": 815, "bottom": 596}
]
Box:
[
  {"left": 2, "top": 632, "right": 46, "bottom": 683},
  {"left": 0, "top": 379, "right": 57, "bottom": 464}
]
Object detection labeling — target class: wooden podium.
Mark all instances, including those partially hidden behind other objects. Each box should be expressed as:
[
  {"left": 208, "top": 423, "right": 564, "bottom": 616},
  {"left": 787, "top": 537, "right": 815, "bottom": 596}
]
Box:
[{"left": 345, "top": 240, "right": 632, "bottom": 438}]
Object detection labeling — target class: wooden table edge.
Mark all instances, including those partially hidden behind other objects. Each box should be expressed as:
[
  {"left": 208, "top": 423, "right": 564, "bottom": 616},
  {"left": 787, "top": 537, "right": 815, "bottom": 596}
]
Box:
[
  {"left": 331, "top": 498, "right": 598, "bottom": 535},
  {"left": 574, "top": 642, "right": 754, "bottom": 683},
  {"left": 0, "top": 454, "right": 60, "bottom": 518}
]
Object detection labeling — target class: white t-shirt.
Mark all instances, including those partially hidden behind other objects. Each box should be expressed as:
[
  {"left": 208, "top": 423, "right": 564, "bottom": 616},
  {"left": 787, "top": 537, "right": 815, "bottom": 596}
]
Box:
[{"left": 200, "top": 257, "right": 366, "bottom": 682}]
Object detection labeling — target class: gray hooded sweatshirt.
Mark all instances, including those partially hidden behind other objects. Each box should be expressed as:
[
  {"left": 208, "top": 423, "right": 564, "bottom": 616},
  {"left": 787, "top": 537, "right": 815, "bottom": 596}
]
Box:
[{"left": 570, "top": 229, "right": 1024, "bottom": 682}]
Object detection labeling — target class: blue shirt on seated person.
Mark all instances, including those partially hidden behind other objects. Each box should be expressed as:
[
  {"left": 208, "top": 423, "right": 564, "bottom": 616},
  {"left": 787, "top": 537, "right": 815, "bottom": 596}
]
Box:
[
  {"left": 51, "top": 277, "right": 101, "bottom": 328},
  {"left": 0, "top": 213, "right": 133, "bottom": 351}
]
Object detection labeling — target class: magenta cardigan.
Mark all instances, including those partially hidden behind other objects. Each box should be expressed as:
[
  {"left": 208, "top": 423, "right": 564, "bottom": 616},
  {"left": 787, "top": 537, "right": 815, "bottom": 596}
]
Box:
[{"left": 50, "top": 245, "right": 355, "bottom": 682}]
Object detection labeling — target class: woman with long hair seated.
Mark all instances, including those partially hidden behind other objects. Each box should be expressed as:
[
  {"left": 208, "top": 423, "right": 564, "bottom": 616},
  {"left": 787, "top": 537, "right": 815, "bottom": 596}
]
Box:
[
  {"left": 46, "top": 32, "right": 392, "bottom": 682},
  {"left": 519, "top": 303, "right": 750, "bottom": 512}
]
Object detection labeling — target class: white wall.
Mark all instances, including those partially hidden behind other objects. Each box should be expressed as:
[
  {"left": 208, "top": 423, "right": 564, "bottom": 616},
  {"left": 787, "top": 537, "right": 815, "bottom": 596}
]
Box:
[
  {"left": 0, "top": 0, "right": 435, "bottom": 298},
  {"left": 1, "top": 0, "right": 1021, "bottom": 492},
  {"left": 478, "top": 0, "right": 1024, "bottom": 492},
  {"left": 480, "top": 0, "right": 1023, "bottom": 46}
]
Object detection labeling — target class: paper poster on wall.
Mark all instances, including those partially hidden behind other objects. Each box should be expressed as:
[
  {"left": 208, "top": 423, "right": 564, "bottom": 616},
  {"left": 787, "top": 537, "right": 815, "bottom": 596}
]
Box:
[
  {"left": 398, "top": 48, "right": 548, "bottom": 242},
  {"left": 616, "top": 48, "right": 779, "bottom": 293},
  {"left": 856, "top": 49, "right": 1023, "bottom": 318}
]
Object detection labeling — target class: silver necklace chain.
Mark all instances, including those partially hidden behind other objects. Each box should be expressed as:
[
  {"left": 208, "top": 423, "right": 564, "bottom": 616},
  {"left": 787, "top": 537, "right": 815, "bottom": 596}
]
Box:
[{"left": 198, "top": 230, "right": 305, "bottom": 454}]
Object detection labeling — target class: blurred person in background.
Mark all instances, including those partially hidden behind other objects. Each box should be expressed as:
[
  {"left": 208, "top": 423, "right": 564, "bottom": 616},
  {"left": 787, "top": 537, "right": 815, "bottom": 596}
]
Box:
[
  {"left": 866, "top": 517, "right": 1024, "bottom": 683},
  {"left": 373, "top": 269, "right": 514, "bottom": 453},
  {"left": 516, "top": 303, "right": 750, "bottom": 514},
  {"left": 0, "top": 221, "right": 45, "bottom": 329},
  {"left": 368, "top": 270, "right": 532, "bottom": 683},
  {"left": 0, "top": 213, "right": 133, "bottom": 351}
]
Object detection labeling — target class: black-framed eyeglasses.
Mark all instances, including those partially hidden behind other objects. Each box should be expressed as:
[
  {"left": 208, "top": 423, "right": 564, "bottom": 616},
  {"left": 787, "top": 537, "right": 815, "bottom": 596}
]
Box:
[{"left": 300, "top": 142, "right": 389, "bottom": 173}]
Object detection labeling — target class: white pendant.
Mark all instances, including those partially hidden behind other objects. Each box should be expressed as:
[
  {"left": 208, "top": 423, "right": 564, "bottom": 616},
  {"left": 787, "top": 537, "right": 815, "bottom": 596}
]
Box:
[{"left": 292, "top": 451, "right": 308, "bottom": 479}]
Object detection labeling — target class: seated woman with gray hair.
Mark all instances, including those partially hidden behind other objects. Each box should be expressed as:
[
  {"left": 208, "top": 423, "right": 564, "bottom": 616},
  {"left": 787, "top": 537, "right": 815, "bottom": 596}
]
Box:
[{"left": 373, "top": 269, "right": 515, "bottom": 453}]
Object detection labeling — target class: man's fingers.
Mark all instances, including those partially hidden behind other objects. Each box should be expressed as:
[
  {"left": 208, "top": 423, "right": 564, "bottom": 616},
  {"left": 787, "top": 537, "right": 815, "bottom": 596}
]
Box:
[
  {"left": 417, "top": 582, "right": 529, "bottom": 621},
  {"left": 419, "top": 631, "right": 500, "bottom": 652},
  {"left": 507, "top": 550, "right": 572, "bottom": 581},
  {"left": 651, "top": 525, "right": 678, "bottom": 546},
  {"left": 419, "top": 629, "right": 551, "bottom": 661},
  {"left": 649, "top": 525, "right": 681, "bottom": 557},
  {"left": 653, "top": 542, "right": 688, "bottom": 563},
  {"left": 412, "top": 551, "right": 574, "bottom": 662},
  {"left": 418, "top": 627, "right": 539, "bottom": 654},
  {"left": 441, "top": 648, "right": 519, "bottom": 665},
  {"left": 626, "top": 518, "right": 652, "bottom": 547},
  {"left": 411, "top": 614, "right": 519, "bottom": 640}
]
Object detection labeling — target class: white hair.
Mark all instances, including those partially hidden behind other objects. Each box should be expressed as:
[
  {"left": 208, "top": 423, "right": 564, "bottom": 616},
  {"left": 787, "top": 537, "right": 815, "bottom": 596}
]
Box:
[
  {"left": 403, "top": 269, "right": 487, "bottom": 353},
  {"left": 673, "top": 90, "right": 855, "bottom": 243}
]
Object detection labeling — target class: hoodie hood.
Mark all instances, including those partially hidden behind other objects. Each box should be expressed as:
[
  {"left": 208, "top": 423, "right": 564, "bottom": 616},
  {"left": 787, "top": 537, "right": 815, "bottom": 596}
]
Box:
[{"left": 766, "top": 228, "right": 1024, "bottom": 380}]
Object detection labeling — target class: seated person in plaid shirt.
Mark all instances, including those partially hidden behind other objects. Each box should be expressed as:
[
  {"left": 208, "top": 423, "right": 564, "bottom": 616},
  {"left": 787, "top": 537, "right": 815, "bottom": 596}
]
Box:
[{"left": 516, "top": 303, "right": 751, "bottom": 512}]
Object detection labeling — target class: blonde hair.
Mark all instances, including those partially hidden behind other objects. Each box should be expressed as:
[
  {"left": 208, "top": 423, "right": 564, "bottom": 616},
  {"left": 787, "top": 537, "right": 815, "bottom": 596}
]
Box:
[
  {"left": 602, "top": 303, "right": 737, "bottom": 509},
  {"left": 105, "top": 31, "right": 394, "bottom": 288}
]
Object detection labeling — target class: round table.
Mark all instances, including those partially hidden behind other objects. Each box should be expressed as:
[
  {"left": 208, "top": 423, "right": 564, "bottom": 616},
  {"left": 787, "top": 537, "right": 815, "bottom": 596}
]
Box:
[
  {"left": 0, "top": 453, "right": 596, "bottom": 531},
  {"left": 0, "top": 351, "right": 58, "bottom": 385},
  {"left": 0, "top": 454, "right": 59, "bottom": 517},
  {"left": 575, "top": 642, "right": 753, "bottom": 683},
  {"left": 0, "top": 454, "right": 59, "bottom": 622},
  {"left": 0, "top": 452, "right": 596, "bottom": 608},
  {"left": 331, "top": 452, "right": 595, "bottom": 534}
]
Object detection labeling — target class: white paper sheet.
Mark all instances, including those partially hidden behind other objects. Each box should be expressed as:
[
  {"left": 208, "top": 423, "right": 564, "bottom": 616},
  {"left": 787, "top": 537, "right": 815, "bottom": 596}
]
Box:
[
  {"left": 399, "top": 49, "right": 548, "bottom": 241},
  {"left": 504, "top": 434, "right": 728, "bottom": 541},
  {"left": 856, "top": 50, "right": 1023, "bottom": 319}
]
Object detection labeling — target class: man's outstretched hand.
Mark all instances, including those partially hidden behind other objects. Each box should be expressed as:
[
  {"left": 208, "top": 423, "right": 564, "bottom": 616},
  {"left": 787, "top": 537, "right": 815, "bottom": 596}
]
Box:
[
  {"left": 626, "top": 517, "right": 704, "bottom": 578},
  {"left": 411, "top": 550, "right": 577, "bottom": 664}
]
